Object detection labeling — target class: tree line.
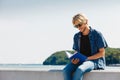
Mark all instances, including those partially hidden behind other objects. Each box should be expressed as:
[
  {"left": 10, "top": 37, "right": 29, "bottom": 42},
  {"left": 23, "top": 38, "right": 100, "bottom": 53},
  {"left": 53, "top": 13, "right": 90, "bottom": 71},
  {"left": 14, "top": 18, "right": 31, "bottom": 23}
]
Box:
[{"left": 43, "top": 47, "right": 120, "bottom": 66}]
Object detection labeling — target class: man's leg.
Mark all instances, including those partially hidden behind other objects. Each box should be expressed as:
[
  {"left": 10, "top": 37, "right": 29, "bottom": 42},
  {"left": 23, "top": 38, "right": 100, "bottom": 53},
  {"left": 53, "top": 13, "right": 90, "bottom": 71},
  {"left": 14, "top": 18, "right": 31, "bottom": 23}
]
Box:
[
  {"left": 63, "top": 62, "right": 79, "bottom": 80},
  {"left": 73, "top": 61, "right": 94, "bottom": 80}
]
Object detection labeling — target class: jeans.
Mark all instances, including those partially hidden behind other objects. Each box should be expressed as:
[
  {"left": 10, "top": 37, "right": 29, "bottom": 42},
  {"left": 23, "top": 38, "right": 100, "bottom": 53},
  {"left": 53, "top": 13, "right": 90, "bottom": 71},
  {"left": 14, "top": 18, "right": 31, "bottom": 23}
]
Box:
[{"left": 63, "top": 61, "right": 94, "bottom": 80}]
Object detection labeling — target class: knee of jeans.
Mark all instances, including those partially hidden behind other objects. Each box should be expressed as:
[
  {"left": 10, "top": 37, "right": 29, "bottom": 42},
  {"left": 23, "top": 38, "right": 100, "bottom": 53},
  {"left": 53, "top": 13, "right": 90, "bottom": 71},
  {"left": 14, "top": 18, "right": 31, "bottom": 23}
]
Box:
[
  {"left": 63, "top": 68, "right": 69, "bottom": 74},
  {"left": 63, "top": 67, "right": 74, "bottom": 75},
  {"left": 73, "top": 68, "right": 83, "bottom": 79},
  {"left": 75, "top": 68, "right": 84, "bottom": 74}
]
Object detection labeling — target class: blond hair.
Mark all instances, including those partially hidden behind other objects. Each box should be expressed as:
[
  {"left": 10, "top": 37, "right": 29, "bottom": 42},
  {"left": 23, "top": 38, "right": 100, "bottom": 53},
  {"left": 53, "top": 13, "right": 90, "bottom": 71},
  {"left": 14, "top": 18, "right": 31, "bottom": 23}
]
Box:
[{"left": 72, "top": 13, "right": 88, "bottom": 24}]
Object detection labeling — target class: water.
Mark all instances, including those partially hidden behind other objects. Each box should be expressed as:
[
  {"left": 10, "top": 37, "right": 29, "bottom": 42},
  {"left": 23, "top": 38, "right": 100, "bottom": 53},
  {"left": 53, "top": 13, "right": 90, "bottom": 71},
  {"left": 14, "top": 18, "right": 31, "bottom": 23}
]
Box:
[
  {"left": 0, "top": 64, "right": 64, "bottom": 68},
  {"left": 0, "top": 64, "right": 65, "bottom": 71},
  {"left": 0, "top": 64, "right": 120, "bottom": 71}
]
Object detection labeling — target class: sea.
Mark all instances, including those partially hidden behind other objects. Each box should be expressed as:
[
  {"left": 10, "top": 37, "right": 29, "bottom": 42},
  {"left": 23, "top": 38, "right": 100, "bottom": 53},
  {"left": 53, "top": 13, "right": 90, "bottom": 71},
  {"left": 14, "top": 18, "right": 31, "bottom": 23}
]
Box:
[
  {"left": 0, "top": 64, "right": 120, "bottom": 70},
  {"left": 0, "top": 64, "right": 65, "bottom": 71}
]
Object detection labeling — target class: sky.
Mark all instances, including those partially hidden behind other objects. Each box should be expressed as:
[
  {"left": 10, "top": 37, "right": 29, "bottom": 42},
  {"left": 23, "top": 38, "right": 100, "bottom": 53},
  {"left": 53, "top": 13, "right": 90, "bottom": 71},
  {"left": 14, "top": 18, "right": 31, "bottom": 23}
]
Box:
[{"left": 0, "top": 0, "right": 120, "bottom": 64}]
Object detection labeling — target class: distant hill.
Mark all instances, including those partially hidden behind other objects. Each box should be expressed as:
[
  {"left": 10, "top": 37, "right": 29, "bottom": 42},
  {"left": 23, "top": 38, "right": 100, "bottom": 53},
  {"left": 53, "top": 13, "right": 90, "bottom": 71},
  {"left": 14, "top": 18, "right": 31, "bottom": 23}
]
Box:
[
  {"left": 43, "top": 48, "right": 120, "bottom": 65},
  {"left": 105, "top": 47, "right": 120, "bottom": 65}
]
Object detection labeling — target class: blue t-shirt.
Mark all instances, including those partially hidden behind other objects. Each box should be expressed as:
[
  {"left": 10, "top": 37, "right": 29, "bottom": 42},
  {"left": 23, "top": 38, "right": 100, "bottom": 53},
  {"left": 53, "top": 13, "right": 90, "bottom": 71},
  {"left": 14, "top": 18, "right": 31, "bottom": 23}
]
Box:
[{"left": 73, "top": 27, "right": 108, "bottom": 69}]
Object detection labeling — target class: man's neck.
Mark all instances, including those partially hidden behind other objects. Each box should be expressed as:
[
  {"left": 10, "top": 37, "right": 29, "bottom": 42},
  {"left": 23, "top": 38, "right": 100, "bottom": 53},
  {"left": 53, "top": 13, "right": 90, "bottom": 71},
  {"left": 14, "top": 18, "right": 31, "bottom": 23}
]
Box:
[{"left": 82, "top": 26, "right": 90, "bottom": 35}]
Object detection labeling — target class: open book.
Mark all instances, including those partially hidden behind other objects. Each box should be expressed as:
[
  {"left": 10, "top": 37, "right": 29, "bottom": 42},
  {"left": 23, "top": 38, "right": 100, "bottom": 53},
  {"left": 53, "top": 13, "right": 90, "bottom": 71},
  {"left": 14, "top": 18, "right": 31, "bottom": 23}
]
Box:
[{"left": 65, "top": 51, "right": 87, "bottom": 64}]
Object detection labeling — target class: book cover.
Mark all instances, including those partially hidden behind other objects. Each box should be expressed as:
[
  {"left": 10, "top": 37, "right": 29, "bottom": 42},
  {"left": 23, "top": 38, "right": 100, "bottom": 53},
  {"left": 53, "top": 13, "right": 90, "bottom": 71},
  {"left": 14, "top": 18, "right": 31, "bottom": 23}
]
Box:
[{"left": 65, "top": 51, "right": 87, "bottom": 63}]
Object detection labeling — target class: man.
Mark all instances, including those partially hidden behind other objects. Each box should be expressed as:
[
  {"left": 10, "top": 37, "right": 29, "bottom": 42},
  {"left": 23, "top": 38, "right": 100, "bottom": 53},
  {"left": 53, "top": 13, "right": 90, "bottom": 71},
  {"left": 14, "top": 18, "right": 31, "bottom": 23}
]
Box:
[{"left": 63, "top": 13, "right": 108, "bottom": 80}]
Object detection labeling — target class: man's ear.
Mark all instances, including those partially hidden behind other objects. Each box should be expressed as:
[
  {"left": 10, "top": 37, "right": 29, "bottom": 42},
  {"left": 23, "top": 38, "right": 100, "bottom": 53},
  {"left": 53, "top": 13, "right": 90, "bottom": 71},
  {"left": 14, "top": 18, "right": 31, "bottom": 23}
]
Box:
[{"left": 86, "top": 20, "right": 88, "bottom": 24}]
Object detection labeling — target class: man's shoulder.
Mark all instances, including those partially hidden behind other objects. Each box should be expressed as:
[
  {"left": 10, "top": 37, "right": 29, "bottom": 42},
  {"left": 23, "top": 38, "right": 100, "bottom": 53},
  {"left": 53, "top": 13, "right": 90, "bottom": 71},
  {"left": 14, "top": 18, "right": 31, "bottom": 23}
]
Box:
[
  {"left": 90, "top": 27, "right": 102, "bottom": 35},
  {"left": 74, "top": 32, "right": 80, "bottom": 37}
]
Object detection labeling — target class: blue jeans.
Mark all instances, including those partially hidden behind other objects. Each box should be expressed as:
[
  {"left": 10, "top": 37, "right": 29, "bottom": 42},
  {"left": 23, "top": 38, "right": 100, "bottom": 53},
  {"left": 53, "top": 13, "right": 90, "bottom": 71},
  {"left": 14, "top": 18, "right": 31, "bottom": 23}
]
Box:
[{"left": 63, "top": 61, "right": 94, "bottom": 80}]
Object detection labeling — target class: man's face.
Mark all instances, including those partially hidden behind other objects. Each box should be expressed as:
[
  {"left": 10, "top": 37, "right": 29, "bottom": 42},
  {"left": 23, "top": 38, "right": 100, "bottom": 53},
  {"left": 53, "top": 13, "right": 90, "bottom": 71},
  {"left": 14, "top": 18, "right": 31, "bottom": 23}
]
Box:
[{"left": 74, "top": 20, "right": 86, "bottom": 33}]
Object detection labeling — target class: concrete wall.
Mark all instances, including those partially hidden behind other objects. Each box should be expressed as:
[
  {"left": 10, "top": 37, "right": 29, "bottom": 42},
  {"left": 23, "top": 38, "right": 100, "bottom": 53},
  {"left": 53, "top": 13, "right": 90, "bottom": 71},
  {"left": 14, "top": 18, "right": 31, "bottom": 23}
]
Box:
[
  {"left": 0, "top": 67, "right": 120, "bottom": 80},
  {"left": 84, "top": 70, "right": 120, "bottom": 80}
]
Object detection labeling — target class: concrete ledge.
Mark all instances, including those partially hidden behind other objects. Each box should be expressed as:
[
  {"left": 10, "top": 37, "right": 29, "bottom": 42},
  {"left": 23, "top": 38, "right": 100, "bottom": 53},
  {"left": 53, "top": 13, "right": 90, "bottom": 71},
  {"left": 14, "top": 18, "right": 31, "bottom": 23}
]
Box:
[
  {"left": 0, "top": 67, "right": 120, "bottom": 80},
  {"left": 84, "top": 70, "right": 120, "bottom": 80}
]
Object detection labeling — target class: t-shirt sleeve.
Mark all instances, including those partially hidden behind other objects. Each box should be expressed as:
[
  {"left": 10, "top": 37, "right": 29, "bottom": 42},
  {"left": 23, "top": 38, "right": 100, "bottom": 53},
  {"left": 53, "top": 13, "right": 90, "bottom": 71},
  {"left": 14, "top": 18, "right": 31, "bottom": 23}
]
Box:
[{"left": 96, "top": 31, "right": 108, "bottom": 49}]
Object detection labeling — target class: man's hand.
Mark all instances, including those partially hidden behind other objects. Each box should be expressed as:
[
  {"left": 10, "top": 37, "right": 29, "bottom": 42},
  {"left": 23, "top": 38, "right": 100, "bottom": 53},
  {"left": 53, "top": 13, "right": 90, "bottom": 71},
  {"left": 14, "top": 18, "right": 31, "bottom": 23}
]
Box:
[{"left": 71, "top": 58, "right": 80, "bottom": 64}]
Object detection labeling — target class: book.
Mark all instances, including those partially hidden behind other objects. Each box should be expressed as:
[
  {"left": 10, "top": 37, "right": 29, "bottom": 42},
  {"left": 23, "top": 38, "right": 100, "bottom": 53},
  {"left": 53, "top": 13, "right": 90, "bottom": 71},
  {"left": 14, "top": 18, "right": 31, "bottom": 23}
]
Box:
[{"left": 65, "top": 51, "right": 87, "bottom": 64}]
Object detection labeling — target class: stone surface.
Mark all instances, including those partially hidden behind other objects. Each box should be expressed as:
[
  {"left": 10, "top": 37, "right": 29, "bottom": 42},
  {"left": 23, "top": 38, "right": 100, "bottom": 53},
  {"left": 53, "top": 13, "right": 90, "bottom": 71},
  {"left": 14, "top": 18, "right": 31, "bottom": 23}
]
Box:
[{"left": 0, "top": 67, "right": 120, "bottom": 80}]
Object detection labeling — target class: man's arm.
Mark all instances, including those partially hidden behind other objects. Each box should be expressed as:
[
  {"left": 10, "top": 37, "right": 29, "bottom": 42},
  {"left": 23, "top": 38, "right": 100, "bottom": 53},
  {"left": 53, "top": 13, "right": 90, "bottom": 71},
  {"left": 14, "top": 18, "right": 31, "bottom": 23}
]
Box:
[{"left": 87, "top": 48, "right": 105, "bottom": 60}]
